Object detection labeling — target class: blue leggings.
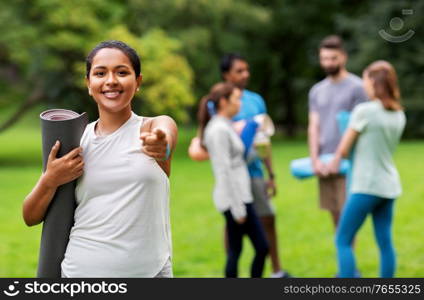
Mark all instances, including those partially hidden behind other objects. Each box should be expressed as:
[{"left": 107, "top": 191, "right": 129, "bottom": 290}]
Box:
[{"left": 336, "top": 193, "right": 396, "bottom": 278}]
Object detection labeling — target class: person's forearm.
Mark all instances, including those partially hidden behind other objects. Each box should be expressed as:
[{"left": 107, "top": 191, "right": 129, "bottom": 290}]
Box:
[
  {"left": 308, "top": 124, "right": 320, "bottom": 161},
  {"left": 207, "top": 130, "right": 246, "bottom": 219},
  {"left": 22, "top": 174, "right": 57, "bottom": 226},
  {"left": 148, "top": 115, "right": 178, "bottom": 176},
  {"left": 156, "top": 126, "right": 176, "bottom": 177},
  {"left": 263, "top": 153, "right": 275, "bottom": 179},
  {"left": 335, "top": 128, "right": 359, "bottom": 158},
  {"left": 151, "top": 116, "right": 178, "bottom": 150}
]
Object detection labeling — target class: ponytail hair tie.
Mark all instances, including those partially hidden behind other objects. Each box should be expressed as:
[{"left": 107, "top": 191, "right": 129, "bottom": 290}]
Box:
[{"left": 207, "top": 100, "right": 216, "bottom": 116}]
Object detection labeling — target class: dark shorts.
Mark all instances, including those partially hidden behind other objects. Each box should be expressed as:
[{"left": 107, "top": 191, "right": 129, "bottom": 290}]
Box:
[
  {"left": 251, "top": 177, "right": 275, "bottom": 217},
  {"left": 318, "top": 175, "right": 346, "bottom": 213}
]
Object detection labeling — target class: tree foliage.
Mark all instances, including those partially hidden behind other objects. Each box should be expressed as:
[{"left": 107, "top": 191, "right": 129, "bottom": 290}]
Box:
[
  {"left": 0, "top": 0, "right": 423, "bottom": 137},
  {"left": 0, "top": 0, "right": 195, "bottom": 130}
]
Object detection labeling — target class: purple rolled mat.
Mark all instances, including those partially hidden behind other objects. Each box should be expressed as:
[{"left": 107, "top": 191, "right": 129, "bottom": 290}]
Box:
[{"left": 37, "top": 109, "right": 88, "bottom": 278}]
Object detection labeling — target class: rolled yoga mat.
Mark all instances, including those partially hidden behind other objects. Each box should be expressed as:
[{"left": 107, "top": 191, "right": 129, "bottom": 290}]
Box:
[
  {"left": 290, "top": 111, "right": 353, "bottom": 180},
  {"left": 37, "top": 109, "right": 88, "bottom": 278},
  {"left": 290, "top": 153, "right": 350, "bottom": 179}
]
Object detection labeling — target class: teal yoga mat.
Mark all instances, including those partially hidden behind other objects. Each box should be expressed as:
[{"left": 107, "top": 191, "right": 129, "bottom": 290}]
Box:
[
  {"left": 290, "top": 154, "right": 350, "bottom": 179},
  {"left": 37, "top": 109, "right": 88, "bottom": 278},
  {"left": 290, "top": 111, "right": 352, "bottom": 180}
]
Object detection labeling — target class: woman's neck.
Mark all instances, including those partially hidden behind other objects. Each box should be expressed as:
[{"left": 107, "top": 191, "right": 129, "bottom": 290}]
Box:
[
  {"left": 217, "top": 111, "right": 232, "bottom": 120},
  {"left": 96, "top": 106, "right": 132, "bottom": 136}
]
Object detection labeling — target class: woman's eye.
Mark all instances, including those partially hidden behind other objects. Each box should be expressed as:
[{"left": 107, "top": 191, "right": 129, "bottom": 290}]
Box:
[
  {"left": 94, "top": 72, "right": 105, "bottom": 76},
  {"left": 118, "top": 71, "right": 129, "bottom": 76}
]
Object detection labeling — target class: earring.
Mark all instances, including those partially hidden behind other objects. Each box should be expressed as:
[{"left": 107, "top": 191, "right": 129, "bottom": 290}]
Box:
[
  {"left": 88, "top": 88, "right": 92, "bottom": 95},
  {"left": 137, "top": 87, "right": 140, "bottom": 91}
]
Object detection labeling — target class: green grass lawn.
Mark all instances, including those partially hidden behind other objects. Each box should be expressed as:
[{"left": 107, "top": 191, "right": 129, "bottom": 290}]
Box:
[{"left": 0, "top": 112, "right": 423, "bottom": 278}]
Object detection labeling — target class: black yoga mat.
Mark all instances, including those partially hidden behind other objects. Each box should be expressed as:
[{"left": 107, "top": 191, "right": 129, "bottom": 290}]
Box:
[{"left": 37, "top": 109, "right": 88, "bottom": 278}]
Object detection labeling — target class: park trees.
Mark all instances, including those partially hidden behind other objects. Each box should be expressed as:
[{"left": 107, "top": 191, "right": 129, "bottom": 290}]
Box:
[
  {"left": 1, "top": 0, "right": 423, "bottom": 136},
  {"left": 0, "top": 0, "right": 195, "bottom": 131}
]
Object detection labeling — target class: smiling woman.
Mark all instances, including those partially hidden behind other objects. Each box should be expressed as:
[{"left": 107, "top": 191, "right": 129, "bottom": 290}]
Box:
[
  {"left": 86, "top": 45, "right": 142, "bottom": 119},
  {"left": 22, "top": 40, "right": 178, "bottom": 278}
]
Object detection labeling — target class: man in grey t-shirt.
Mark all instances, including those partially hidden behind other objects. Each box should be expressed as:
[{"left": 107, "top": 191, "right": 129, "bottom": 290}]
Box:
[{"left": 308, "top": 35, "right": 367, "bottom": 229}]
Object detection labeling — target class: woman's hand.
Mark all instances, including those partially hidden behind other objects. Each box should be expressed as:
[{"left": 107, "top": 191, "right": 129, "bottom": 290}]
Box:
[
  {"left": 23, "top": 141, "right": 84, "bottom": 226},
  {"left": 235, "top": 216, "right": 246, "bottom": 224},
  {"left": 140, "top": 128, "right": 168, "bottom": 161},
  {"left": 328, "top": 154, "right": 342, "bottom": 175},
  {"left": 312, "top": 158, "right": 329, "bottom": 177},
  {"left": 139, "top": 116, "right": 178, "bottom": 177},
  {"left": 188, "top": 136, "right": 209, "bottom": 161},
  {"left": 43, "top": 141, "right": 84, "bottom": 188}
]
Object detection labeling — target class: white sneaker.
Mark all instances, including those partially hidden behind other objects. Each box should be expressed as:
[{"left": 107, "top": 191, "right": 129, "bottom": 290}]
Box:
[{"left": 270, "top": 270, "right": 292, "bottom": 278}]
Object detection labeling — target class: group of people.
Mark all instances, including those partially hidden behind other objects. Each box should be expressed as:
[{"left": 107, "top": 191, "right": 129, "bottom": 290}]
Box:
[
  {"left": 196, "top": 35, "right": 405, "bottom": 278},
  {"left": 192, "top": 54, "right": 289, "bottom": 278},
  {"left": 22, "top": 34, "right": 405, "bottom": 278},
  {"left": 309, "top": 35, "right": 404, "bottom": 278}
]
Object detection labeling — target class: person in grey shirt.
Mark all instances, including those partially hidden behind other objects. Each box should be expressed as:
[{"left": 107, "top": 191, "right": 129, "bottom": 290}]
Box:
[
  {"left": 308, "top": 35, "right": 368, "bottom": 229},
  {"left": 199, "top": 82, "right": 268, "bottom": 277}
]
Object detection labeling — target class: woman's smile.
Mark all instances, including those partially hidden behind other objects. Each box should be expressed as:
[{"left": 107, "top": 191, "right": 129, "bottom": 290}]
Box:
[
  {"left": 86, "top": 48, "right": 141, "bottom": 113},
  {"left": 102, "top": 90, "right": 123, "bottom": 99}
]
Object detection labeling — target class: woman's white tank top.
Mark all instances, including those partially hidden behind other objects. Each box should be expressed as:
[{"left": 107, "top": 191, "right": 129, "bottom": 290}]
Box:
[{"left": 61, "top": 112, "right": 172, "bottom": 277}]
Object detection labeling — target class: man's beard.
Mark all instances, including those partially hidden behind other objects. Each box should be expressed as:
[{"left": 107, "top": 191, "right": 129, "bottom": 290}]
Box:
[
  {"left": 236, "top": 79, "right": 248, "bottom": 90},
  {"left": 323, "top": 65, "right": 341, "bottom": 76}
]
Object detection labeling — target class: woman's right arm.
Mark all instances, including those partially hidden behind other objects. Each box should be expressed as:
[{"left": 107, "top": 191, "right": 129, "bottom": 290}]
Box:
[
  {"left": 23, "top": 141, "right": 84, "bottom": 226},
  {"left": 207, "top": 128, "right": 246, "bottom": 224},
  {"left": 328, "top": 128, "right": 359, "bottom": 175}
]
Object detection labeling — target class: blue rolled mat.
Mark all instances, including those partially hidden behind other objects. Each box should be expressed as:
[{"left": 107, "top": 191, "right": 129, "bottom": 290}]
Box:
[
  {"left": 37, "top": 109, "right": 88, "bottom": 278},
  {"left": 290, "top": 153, "right": 350, "bottom": 179},
  {"left": 240, "top": 119, "right": 259, "bottom": 160},
  {"left": 336, "top": 110, "right": 350, "bottom": 134}
]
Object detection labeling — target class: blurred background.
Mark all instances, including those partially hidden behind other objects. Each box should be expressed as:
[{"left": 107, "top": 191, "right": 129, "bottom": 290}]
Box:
[
  {"left": 0, "top": 0, "right": 423, "bottom": 277},
  {"left": 1, "top": 0, "right": 423, "bottom": 136}
]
